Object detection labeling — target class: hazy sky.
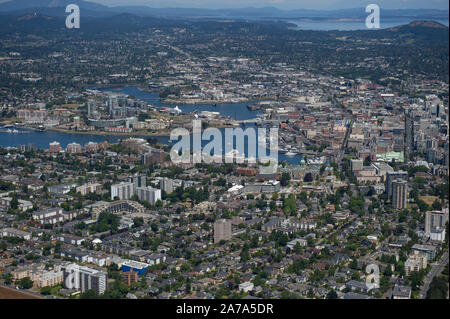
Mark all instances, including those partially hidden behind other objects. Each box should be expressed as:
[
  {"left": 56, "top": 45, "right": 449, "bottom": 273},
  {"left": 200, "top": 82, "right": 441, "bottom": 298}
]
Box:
[{"left": 85, "top": 0, "right": 449, "bottom": 10}]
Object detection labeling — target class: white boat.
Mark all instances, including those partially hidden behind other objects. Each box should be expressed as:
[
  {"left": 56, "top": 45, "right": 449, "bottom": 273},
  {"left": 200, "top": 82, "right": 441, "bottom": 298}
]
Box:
[{"left": 285, "top": 151, "right": 297, "bottom": 157}]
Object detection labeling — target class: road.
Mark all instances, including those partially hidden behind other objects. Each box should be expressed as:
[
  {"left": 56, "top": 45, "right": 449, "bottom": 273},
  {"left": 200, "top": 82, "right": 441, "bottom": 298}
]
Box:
[
  {"left": 419, "top": 250, "right": 449, "bottom": 299},
  {"left": 404, "top": 110, "right": 414, "bottom": 162},
  {"left": 0, "top": 283, "right": 43, "bottom": 299},
  {"left": 335, "top": 116, "right": 355, "bottom": 165}
]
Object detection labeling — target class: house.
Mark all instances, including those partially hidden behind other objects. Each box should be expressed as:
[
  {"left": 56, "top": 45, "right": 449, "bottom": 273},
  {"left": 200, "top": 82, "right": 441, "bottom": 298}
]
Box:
[
  {"left": 239, "top": 281, "right": 254, "bottom": 293},
  {"left": 57, "top": 234, "right": 85, "bottom": 246},
  {"left": 287, "top": 238, "right": 307, "bottom": 249},
  {"left": 60, "top": 248, "right": 89, "bottom": 262},
  {"left": 147, "top": 254, "right": 167, "bottom": 266},
  {"left": 1, "top": 227, "right": 31, "bottom": 240},
  {"left": 392, "top": 285, "right": 411, "bottom": 299},
  {"left": 345, "top": 280, "right": 371, "bottom": 293}
]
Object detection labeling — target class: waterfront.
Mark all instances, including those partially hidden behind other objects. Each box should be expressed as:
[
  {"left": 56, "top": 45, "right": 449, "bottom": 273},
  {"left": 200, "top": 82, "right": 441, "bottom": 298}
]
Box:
[
  {"left": 0, "top": 127, "right": 122, "bottom": 150},
  {"left": 97, "top": 86, "right": 263, "bottom": 121},
  {"left": 0, "top": 86, "right": 303, "bottom": 164},
  {"left": 288, "top": 18, "right": 449, "bottom": 31}
]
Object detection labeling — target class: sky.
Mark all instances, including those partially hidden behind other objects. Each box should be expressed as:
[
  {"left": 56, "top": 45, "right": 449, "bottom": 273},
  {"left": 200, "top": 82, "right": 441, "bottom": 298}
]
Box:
[{"left": 84, "top": 0, "right": 449, "bottom": 10}]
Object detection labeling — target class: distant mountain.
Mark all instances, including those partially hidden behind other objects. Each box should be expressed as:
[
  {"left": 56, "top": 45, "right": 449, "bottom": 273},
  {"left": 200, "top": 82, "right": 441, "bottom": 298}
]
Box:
[
  {"left": 0, "top": 0, "right": 108, "bottom": 11},
  {"left": 0, "top": 1, "right": 448, "bottom": 20},
  {"left": 389, "top": 20, "right": 448, "bottom": 30}
]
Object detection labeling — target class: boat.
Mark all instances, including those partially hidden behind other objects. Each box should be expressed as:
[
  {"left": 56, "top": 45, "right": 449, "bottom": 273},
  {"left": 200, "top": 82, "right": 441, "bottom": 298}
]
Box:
[
  {"left": 285, "top": 151, "right": 298, "bottom": 157},
  {"left": 37, "top": 125, "right": 46, "bottom": 131}
]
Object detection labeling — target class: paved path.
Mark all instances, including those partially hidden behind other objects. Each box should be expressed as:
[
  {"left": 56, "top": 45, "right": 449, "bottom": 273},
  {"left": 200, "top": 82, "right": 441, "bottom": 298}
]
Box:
[{"left": 419, "top": 251, "right": 449, "bottom": 299}]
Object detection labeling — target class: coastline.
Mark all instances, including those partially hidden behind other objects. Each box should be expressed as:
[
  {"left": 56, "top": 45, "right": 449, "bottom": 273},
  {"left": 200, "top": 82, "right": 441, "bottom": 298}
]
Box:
[{"left": 45, "top": 127, "right": 171, "bottom": 138}]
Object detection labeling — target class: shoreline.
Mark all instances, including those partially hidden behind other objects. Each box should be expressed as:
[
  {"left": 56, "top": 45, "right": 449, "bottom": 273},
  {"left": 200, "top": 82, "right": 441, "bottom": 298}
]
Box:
[{"left": 45, "top": 127, "right": 171, "bottom": 138}]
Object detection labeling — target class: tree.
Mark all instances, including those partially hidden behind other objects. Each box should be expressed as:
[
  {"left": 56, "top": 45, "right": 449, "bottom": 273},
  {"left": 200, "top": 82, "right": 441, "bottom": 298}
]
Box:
[
  {"left": 3, "top": 273, "right": 12, "bottom": 285},
  {"left": 280, "top": 172, "right": 291, "bottom": 187},
  {"left": 133, "top": 217, "right": 144, "bottom": 228},
  {"left": 17, "top": 277, "right": 33, "bottom": 289},
  {"left": 304, "top": 173, "right": 313, "bottom": 183},
  {"left": 80, "top": 289, "right": 99, "bottom": 299},
  {"left": 10, "top": 196, "right": 19, "bottom": 210},
  {"left": 40, "top": 286, "right": 52, "bottom": 295},
  {"left": 326, "top": 289, "right": 338, "bottom": 299}
]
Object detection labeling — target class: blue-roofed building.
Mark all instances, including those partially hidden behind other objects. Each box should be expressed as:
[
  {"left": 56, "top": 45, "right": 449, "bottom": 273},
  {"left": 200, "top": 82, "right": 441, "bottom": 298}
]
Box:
[{"left": 121, "top": 260, "right": 149, "bottom": 275}]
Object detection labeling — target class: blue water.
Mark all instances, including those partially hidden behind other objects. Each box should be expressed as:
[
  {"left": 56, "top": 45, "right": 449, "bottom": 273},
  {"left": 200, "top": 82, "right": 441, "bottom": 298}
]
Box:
[
  {"left": 0, "top": 128, "right": 121, "bottom": 149},
  {"left": 0, "top": 86, "right": 303, "bottom": 164},
  {"left": 98, "top": 86, "right": 262, "bottom": 121},
  {"left": 288, "top": 18, "right": 449, "bottom": 31}
]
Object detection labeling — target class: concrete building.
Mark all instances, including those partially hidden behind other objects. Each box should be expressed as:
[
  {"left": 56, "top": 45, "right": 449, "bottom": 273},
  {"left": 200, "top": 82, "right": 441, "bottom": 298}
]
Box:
[
  {"left": 385, "top": 171, "right": 408, "bottom": 199},
  {"left": 350, "top": 159, "right": 363, "bottom": 172},
  {"left": 425, "top": 209, "right": 449, "bottom": 234},
  {"left": 66, "top": 142, "right": 82, "bottom": 154},
  {"left": 62, "top": 263, "right": 107, "bottom": 295},
  {"left": 214, "top": 219, "right": 232, "bottom": 244},
  {"left": 135, "top": 186, "right": 161, "bottom": 205},
  {"left": 49, "top": 141, "right": 61, "bottom": 153},
  {"left": 111, "top": 182, "right": 134, "bottom": 201},
  {"left": 160, "top": 177, "right": 174, "bottom": 194},
  {"left": 129, "top": 175, "right": 147, "bottom": 189},
  {"left": 404, "top": 251, "right": 428, "bottom": 276},
  {"left": 36, "top": 271, "right": 64, "bottom": 288},
  {"left": 87, "top": 100, "right": 97, "bottom": 117},
  {"left": 392, "top": 179, "right": 408, "bottom": 210}
]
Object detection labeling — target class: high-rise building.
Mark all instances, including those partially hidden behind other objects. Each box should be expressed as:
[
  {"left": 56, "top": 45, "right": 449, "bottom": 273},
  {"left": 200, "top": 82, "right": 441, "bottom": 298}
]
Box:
[
  {"left": 49, "top": 141, "right": 61, "bottom": 153},
  {"left": 392, "top": 179, "right": 408, "bottom": 210},
  {"left": 66, "top": 142, "right": 82, "bottom": 154},
  {"left": 135, "top": 187, "right": 161, "bottom": 205},
  {"left": 111, "top": 182, "right": 135, "bottom": 200},
  {"left": 385, "top": 171, "right": 408, "bottom": 200},
  {"left": 108, "top": 96, "right": 118, "bottom": 116},
  {"left": 160, "top": 178, "right": 174, "bottom": 194},
  {"left": 84, "top": 142, "right": 99, "bottom": 152},
  {"left": 141, "top": 150, "right": 166, "bottom": 166},
  {"left": 73, "top": 116, "right": 81, "bottom": 129},
  {"left": 129, "top": 175, "right": 147, "bottom": 189},
  {"left": 214, "top": 219, "right": 232, "bottom": 244},
  {"left": 87, "top": 100, "right": 97, "bottom": 118},
  {"left": 425, "top": 209, "right": 449, "bottom": 234},
  {"left": 62, "top": 264, "right": 107, "bottom": 295}
]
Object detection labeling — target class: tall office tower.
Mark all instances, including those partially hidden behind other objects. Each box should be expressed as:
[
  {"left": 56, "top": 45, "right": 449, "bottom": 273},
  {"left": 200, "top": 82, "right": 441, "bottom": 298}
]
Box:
[
  {"left": 425, "top": 209, "right": 449, "bottom": 234},
  {"left": 87, "top": 100, "right": 96, "bottom": 118},
  {"left": 392, "top": 180, "right": 408, "bottom": 210},
  {"left": 108, "top": 96, "right": 118, "bottom": 116},
  {"left": 214, "top": 219, "right": 232, "bottom": 244},
  {"left": 135, "top": 187, "right": 161, "bottom": 205},
  {"left": 73, "top": 116, "right": 81, "bottom": 129},
  {"left": 129, "top": 175, "right": 147, "bottom": 189},
  {"left": 350, "top": 159, "right": 363, "bottom": 172},
  {"left": 385, "top": 171, "right": 408, "bottom": 200},
  {"left": 111, "top": 182, "right": 135, "bottom": 200},
  {"left": 160, "top": 178, "right": 174, "bottom": 194},
  {"left": 62, "top": 264, "right": 107, "bottom": 294}
]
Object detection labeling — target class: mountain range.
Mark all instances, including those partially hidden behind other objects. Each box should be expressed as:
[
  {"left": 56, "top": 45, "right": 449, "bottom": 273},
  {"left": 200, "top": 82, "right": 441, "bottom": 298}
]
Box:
[{"left": 0, "top": 0, "right": 448, "bottom": 20}]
